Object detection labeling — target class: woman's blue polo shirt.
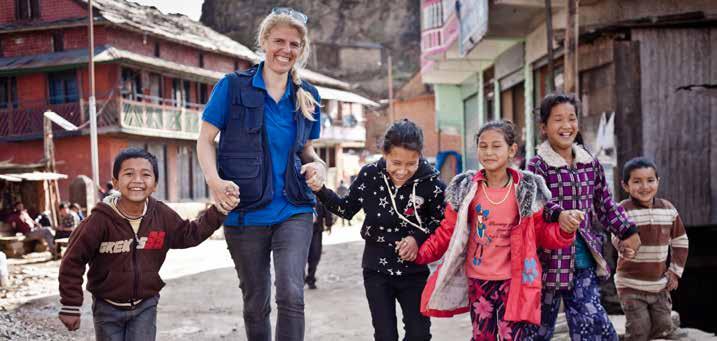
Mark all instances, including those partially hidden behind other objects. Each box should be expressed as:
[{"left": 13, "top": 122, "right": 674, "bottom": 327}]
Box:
[{"left": 201, "top": 63, "right": 320, "bottom": 227}]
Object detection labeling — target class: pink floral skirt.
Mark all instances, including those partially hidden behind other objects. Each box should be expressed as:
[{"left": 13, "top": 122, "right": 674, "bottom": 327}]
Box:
[{"left": 468, "top": 278, "right": 534, "bottom": 341}]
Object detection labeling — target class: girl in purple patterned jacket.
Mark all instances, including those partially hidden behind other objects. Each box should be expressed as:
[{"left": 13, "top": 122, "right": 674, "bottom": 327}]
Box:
[{"left": 527, "top": 93, "right": 642, "bottom": 340}]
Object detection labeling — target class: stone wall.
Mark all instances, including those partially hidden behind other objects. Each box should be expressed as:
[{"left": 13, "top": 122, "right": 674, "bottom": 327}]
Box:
[{"left": 200, "top": 0, "right": 422, "bottom": 98}]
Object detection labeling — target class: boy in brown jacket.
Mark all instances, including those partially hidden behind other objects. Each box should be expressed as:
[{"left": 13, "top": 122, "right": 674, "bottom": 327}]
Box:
[
  {"left": 58, "top": 148, "right": 238, "bottom": 340},
  {"left": 614, "top": 157, "right": 688, "bottom": 341}
]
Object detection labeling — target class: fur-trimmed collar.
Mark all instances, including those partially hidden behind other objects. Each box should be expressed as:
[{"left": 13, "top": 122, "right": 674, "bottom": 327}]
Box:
[
  {"left": 536, "top": 141, "right": 593, "bottom": 168},
  {"left": 444, "top": 168, "right": 552, "bottom": 218}
]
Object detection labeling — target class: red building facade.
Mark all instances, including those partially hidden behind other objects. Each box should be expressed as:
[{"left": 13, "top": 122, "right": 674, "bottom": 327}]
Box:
[{"left": 0, "top": 0, "right": 257, "bottom": 201}]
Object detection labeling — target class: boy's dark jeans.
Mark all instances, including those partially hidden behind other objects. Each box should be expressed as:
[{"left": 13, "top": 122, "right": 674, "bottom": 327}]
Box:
[
  {"left": 363, "top": 269, "right": 431, "bottom": 341},
  {"left": 620, "top": 290, "right": 676, "bottom": 341},
  {"left": 225, "top": 213, "right": 313, "bottom": 341},
  {"left": 92, "top": 294, "right": 159, "bottom": 341}
]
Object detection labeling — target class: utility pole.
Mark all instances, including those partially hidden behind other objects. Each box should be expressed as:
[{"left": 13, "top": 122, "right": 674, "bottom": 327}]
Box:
[
  {"left": 88, "top": 0, "right": 100, "bottom": 194},
  {"left": 387, "top": 54, "right": 395, "bottom": 123},
  {"left": 545, "top": 0, "right": 556, "bottom": 92},
  {"left": 43, "top": 116, "right": 60, "bottom": 226},
  {"left": 564, "top": 0, "right": 579, "bottom": 94}
]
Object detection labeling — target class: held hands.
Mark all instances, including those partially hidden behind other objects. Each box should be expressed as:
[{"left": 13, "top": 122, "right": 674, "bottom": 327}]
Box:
[
  {"left": 208, "top": 178, "right": 240, "bottom": 215},
  {"left": 559, "top": 210, "right": 584, "bottom": 234},
  {"left": 396, "top": 236, "right": 418, "bottom": 262},
  {"left": 59, "top": 314, "right": 80, "bottom": 331},
  {"left": 301, "top": 161, "right": 327, "bottom": 192},
  {"left": 618, "top": 233, "right": 642, "bottom": 260},
  {"left": 665, "top": 270, "right": 679, "bottom": 291}
]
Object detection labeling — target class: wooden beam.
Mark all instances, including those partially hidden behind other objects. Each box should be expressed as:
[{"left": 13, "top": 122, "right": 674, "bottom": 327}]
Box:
[
  {"left": 613, "top": 41, "right": 642, "bottom": 201},
  {"left": 495, "top": 0, "right": 565, "bottom": 7},
  {"left": 564, "top": 0, "right": 579, "bottom": 94}
]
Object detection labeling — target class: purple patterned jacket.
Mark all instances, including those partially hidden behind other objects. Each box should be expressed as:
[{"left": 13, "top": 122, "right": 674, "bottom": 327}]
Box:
[{"left": 527, "top": 141, "right": 637, "bottom": 290}]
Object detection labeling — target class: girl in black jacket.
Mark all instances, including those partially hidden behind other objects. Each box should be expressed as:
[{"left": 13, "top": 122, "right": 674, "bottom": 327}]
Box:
[{"left": 312, "top": 119, "right": 446, "bottom": 341}]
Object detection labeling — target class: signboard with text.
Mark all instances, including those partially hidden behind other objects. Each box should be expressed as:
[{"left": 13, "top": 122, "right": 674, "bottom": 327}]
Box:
[{"left": 458, "top": 0, "right": 488, "bottom": 57}]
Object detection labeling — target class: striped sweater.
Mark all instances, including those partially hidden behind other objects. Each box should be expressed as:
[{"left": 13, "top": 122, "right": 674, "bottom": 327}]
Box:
[{"left": 613, "top": 198, "right": 688, "bottom": 293}]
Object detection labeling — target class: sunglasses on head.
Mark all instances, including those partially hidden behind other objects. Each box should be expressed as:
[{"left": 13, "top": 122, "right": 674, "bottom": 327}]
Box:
[{"left": 271, "top": 7, "right": 309, "bottom": 24}]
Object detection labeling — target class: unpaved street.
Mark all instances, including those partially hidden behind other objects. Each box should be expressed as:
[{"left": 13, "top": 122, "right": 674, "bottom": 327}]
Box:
[
  {"left": 2, "top": 223, "right": 715, "bottom": 340},
  {"left": 1, "top": 224, "right": 471, "bottom": 340}
]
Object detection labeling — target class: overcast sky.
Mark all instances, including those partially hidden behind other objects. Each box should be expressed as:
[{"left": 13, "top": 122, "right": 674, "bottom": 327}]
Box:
[{"left": 133, "top": 0, "right": 203, "bottom": 21}]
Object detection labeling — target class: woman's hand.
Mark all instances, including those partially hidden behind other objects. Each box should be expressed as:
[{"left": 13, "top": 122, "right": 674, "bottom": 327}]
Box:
[
  {"left": 208, "top": 177, "right": 240, "bottom": 214},
  {"left": 396, "top": 236, "right": 418, "bottom": 262},
  {"left": 301, "top": 161, "right": 326, "bottom": 192}
]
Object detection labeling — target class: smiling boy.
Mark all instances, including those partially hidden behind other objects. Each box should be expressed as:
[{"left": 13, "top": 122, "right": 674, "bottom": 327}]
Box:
[
  {"left": 613, "top": 157, "right": 688, "bottom": 341},
  {"left": 58, "top": 148, "right": 237, "bottom": 340}
]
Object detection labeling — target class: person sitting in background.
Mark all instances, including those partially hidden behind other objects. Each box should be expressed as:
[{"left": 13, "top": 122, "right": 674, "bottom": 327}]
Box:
[
  {"left": 101, "top": 181, "right": 120, "bottom": 200},
  {"left": 57, "top": 202, "right": 80, "bottom": 240},
  {"left": 70, "top": 203, "right": 85, "bottom": 221},
  {"left": 6, "top": 201, "right": 57, "bottom": 258},
  {"left": 35, "top": 210, "right": 53, "bottom": 228}
]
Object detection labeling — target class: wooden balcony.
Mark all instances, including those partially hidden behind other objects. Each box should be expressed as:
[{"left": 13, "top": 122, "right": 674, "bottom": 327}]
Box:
[{"left": 0, "top": 93, "right": 205, "bottom": 141}]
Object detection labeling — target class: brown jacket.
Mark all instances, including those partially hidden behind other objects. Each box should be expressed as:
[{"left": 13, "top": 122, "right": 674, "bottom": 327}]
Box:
[{"left": 58, "top": 197, "right": 225, "bottom": 316}]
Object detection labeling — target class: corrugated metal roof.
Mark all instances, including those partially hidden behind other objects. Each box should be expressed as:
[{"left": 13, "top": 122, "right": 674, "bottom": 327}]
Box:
[
  {"left": 0, "top": 45, "right": 378, "bottom": 105},
  {"left": 0, "top": 172, "right": 68, "bottom": 181},
  {"left": 298, "top": 68, "right": 350, "bottom": 90},
  {"left": 0, "top": 45, "right": 224, "bottom": 81},
  {"left": 315, "top": 86, "right": 379, "bottom": 107},
  {"left": 85, "top": 0, "right": 259, "bottom": 63}
]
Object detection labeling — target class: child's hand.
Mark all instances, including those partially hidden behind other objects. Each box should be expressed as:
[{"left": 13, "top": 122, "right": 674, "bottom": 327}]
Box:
[
  {"left": 396, "top": 236, "right": 418, "bottom": 262},
  {"left": 209, "top": 178, "right": 240, "bottom": 213},
  {"left": 215, "top": 191, "right": 239, "bottom": 215},
  {"left": 619, "top": 233, "right": 641, "bottom": 259},
  {"left": 666, "top": 271, "right": 679, "bottom": 291},
  {"left": 59, "top": 314, "right": 80, "bottom": 331},
  {"left": 618, "top": 243, "right": 636, "bottom": 259},
  {"left": 559, "top": 210, "right": 584, "bottom": 234},
  {"left": 301, "top": 162, "right": 326, "bottom": 192}
]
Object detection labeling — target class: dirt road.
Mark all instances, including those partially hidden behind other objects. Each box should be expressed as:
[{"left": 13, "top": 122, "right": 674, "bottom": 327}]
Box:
[{"left": 2, "top": 223, "right": 715, "bottom": 340}]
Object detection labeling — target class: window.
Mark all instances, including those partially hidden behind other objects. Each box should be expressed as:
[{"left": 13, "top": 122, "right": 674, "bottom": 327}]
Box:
[
  {"left": 121, "top": 68, "right": 142, "bottom": 100},
  {"left": 154, "top": 42, "right": 160, "bottom": 57},
  {"left": 183, "top": 80, "right": 191, "bottom": 108},
  {"left": 198, "top": 53, "right": 204, "bottom": 68},
  {"left": 172, "top": 78, "right": 190, "bottom": 107},
  {"left": 0, "top": 77, "right": 18, "bottom": 109},
  {"left": 16, "top": 0, "right": 40, "bottom": 20},
  {"left": 145, "top": 143, "right": 168, "bottom": 200},
  {"left": 196, "top": 83, "right": 208, "bottom": 104},
  {"left": 52, "top": 31, "right": 63, "bottom": 52},
  {"left": 233, "top": 60, "right": 239, "bottom": 71},
  {"left": 48, "top": 70, "right": 78, "bottom": 104},
  {"left": 149, "top": 73, "right": 162, "bottom": 104}
]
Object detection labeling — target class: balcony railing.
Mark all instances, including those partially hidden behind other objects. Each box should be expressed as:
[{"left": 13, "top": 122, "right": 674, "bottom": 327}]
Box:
[{"left": 0, "top": 91, "right": 205, "bottom": 140}]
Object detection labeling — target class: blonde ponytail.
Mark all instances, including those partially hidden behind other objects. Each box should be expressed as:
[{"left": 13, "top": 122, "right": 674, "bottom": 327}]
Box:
[{"left": 291, "top": 68, "right": 319, "bottom": 121}]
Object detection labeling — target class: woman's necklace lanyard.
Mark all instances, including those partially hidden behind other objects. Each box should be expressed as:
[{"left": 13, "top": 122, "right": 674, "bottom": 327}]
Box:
[{"left": 382, "top": 173, "right": 428, "bottom": 234}]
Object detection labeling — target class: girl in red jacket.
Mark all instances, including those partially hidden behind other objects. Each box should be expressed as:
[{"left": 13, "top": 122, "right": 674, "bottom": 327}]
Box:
[{"left": 401, "top": 120, "right": 581, "bottom": 340}]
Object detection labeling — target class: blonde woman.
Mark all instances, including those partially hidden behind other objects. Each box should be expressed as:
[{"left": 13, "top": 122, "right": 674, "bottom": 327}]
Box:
[{"left": 197, "top": 7, "right": 326, "bottom": 341}]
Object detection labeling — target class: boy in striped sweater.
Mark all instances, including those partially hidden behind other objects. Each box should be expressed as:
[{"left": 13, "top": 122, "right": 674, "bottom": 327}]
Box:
[{"left": 613, "top": 157, "right": 688, "bottom": 341}]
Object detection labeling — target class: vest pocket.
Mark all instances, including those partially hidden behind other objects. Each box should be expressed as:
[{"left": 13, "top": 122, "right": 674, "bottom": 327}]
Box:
[{"left": 218, "top": 154, "right": 263, "bottom": 203}]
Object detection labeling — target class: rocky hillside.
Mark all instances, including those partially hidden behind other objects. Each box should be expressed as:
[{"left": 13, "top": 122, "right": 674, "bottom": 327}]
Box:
[{"left": 200, "top": 0, "right": 421, "bottom": 98}]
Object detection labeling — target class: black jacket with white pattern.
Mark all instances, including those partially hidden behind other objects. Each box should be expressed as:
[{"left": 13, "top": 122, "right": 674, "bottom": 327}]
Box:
[{"left": 316, "top": 158, "right": 446, "bottom": 276}]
